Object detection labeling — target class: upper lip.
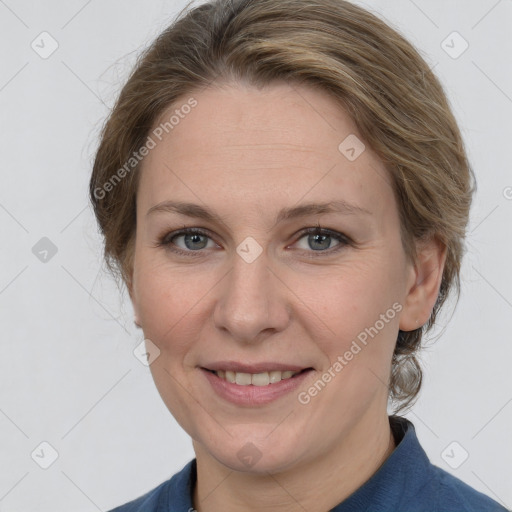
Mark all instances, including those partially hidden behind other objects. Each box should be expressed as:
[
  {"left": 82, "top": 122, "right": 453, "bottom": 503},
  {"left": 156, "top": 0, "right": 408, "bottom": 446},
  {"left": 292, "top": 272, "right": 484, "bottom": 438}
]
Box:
[{"left": 201, "top": 361, "right": 313, "bottom": 373}]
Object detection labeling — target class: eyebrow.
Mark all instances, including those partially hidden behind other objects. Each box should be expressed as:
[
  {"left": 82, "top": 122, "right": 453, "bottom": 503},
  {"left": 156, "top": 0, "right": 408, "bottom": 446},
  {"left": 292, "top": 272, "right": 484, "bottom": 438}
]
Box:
[{"left": 146, "top": 199, "right": 372, "bottom": 226}]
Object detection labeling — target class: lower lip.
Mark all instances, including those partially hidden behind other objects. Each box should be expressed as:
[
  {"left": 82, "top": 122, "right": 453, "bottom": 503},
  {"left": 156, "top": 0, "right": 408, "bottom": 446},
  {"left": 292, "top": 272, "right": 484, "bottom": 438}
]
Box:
[{"left": 200, "top": 368, "right": 314, "bottom": 406}]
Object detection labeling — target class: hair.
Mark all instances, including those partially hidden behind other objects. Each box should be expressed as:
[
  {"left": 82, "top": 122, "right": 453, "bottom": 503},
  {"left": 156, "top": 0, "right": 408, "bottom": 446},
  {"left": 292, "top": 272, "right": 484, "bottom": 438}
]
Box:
[{"left": 90, "top": 0, "right": 475, "bottom": 413}]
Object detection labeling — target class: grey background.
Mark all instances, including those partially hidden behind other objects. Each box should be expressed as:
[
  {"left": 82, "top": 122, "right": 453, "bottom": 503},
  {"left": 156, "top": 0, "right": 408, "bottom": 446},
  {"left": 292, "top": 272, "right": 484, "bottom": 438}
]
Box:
[{"left": 1, "top": 0, "right": 511, "bottom": 510}]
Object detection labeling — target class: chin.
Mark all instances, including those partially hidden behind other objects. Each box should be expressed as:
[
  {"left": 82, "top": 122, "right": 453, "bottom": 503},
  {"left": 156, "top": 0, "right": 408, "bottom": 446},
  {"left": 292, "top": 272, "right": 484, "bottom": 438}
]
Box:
[
  {"left": 198, "top": 426, "right": 308, "bottom": 475},
  {"left": 217, "top": 447, "right": 301, "bottom": 475}
]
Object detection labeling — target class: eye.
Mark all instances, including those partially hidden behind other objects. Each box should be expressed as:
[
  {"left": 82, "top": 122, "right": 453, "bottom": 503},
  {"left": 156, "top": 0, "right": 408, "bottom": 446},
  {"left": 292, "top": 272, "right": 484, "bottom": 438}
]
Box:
[
  {"left": 292, "top": 226, "right": 350, "bottom": 255},
  {"left": 159, "top": 227, "right": 217, "bottom": 255},
  {"left": 156, "top": 224, "right": 351, "bottom": 257}
]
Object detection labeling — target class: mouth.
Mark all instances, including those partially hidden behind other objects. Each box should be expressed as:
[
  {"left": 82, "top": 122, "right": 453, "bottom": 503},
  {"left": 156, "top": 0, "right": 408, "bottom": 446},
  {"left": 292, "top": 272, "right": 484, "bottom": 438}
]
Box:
[
  {"left": 201, "top": 367, "right": 313, "bottom": 386},
  {"left": 199, "top": 364, "right": 315, "bottom": 406}
]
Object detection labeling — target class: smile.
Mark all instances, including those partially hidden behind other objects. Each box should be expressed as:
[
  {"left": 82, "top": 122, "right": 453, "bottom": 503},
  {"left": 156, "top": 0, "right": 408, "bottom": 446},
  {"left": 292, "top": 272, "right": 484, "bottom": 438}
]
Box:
[
  {"left": 200, "top": 366, "right": 314, "bottom": 406},
  {"left": 206, "top": 369, "right": 307, "bottom": 386}
]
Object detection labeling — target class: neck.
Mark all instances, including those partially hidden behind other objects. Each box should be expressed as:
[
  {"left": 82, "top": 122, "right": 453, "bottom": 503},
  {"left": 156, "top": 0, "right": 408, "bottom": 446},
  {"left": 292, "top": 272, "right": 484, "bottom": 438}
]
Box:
[{"left": 192, "top": 412, "right": 396, "bottom": 512}]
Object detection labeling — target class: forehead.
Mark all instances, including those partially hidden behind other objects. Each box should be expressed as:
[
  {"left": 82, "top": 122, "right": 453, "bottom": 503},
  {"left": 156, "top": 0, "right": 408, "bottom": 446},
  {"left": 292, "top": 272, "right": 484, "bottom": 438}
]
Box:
[{"left": 137, "top": 81, "right": 394, "bottom": 221}]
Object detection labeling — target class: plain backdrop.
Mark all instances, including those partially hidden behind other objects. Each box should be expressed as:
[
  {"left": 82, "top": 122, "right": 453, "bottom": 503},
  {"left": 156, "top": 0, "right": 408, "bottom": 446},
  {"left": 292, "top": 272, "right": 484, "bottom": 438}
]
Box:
[{"left": 1, "top": 0, "right": 511, "bottom": 510}]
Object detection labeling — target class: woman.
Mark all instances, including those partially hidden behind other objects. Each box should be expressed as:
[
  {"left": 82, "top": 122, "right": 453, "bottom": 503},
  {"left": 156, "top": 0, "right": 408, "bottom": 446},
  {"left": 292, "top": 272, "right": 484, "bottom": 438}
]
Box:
[{"left": 90, "top": 0, "right": 508, "bottom": 510}]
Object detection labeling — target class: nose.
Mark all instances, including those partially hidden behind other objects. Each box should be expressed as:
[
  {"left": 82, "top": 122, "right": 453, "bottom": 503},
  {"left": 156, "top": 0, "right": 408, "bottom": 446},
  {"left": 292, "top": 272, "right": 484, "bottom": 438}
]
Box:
[{"left": 213, "top": 249, "right": 291, "bottom": 343}]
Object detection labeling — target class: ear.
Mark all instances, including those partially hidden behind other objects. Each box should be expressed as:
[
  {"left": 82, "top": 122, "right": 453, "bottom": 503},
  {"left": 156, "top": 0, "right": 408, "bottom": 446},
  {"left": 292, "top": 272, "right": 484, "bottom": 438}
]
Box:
[
  {"left": 126, "top": 274, "right": 142, "bottom": 328},
  {"left": 399, "top": 236, "right": 447, "bottom": 331}
]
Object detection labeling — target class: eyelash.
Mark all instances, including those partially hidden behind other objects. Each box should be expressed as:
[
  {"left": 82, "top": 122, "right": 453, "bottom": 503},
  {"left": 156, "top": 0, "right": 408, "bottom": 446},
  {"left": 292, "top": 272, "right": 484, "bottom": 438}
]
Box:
[{"left": 155, "top": 224, "right": 352, "bottom": 259}]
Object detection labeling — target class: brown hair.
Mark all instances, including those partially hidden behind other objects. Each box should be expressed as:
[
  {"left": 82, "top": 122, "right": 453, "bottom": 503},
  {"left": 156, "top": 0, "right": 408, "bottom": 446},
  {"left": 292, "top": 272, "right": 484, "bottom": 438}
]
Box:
[{"left": 90, "top": 0, "right": 475, "bottom": 412}]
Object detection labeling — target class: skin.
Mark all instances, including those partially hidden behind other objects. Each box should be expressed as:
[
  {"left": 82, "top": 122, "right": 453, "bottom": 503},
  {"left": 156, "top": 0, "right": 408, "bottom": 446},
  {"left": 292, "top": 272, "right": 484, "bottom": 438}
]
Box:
[{"left": 128, "top": 81, "right": 447, "bottom": 512}]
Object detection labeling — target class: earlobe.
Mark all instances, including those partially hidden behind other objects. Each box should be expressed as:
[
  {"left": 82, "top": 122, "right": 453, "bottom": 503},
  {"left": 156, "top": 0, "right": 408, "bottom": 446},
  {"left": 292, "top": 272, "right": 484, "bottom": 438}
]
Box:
[
  {"left": 127, "top": 276, "right": 142, "bottom": 328},
  {"left": 399, "top": 237, "right": 447, "bottom": 332}
]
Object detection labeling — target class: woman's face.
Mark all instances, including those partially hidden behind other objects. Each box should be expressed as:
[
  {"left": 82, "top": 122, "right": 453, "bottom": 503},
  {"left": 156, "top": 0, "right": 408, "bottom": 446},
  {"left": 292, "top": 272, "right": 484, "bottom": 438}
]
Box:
[{"left": 130, "top": 81, "right": 422, "bottom": 473}]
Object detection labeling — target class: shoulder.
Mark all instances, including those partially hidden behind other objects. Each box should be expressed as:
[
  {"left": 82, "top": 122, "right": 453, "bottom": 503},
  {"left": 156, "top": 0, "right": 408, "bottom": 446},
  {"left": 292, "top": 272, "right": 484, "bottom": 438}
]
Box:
[
  {"left": 105, "top": 459, "right": 196, "bottom": 511},
  {"left": 106, "top": 479, "right": 168, "bottom": 512},
  {"left": 416, "top": 464, "right": 509, "bottom": 512},
  {"left": 385, "top": 417, "right": 508, "bottom": 512}
]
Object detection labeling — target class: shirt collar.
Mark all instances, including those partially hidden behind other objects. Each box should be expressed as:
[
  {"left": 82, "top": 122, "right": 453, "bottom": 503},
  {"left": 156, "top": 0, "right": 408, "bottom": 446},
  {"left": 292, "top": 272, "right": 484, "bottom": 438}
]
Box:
[
  {"left": 161, "top": 416, "right": 432, "bottom": 512},
  {"left": 331, "top": 416, "right": 434, "bottom": 511}
]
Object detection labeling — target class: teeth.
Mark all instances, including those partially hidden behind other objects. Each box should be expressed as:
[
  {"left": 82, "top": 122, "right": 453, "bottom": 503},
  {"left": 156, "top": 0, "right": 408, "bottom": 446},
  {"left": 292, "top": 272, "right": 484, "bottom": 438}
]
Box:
[
  {"left": 235, "top": 372, "right": 252, "bottom": 386},
  {"left": 251, "top": 372, "right": 270, "bottom": 386},
  {"left": 269, "top": 370, "right": 282, "bottom": 384},
  {"left": 214, "top": 369, "right": 302, "bottom": 385}
]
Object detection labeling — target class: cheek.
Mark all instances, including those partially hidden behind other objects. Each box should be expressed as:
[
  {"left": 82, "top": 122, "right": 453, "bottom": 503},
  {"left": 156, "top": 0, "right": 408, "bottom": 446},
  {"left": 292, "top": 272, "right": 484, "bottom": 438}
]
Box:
[
  {"left": 294, "top": 255, "right": 401, "bottom": 373},
  {"left": 133, "top": 259, "right": 208, "bottom": 354},
  {"left": 134, "top": 262, "right": 209, "bottom": 432}
]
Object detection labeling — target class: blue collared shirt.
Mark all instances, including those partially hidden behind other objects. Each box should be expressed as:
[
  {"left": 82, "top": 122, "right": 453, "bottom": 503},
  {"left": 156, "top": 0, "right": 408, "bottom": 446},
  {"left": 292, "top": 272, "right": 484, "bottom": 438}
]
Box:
[{"left": 109, "top": 417, "right": 508, "bottom": 511}]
